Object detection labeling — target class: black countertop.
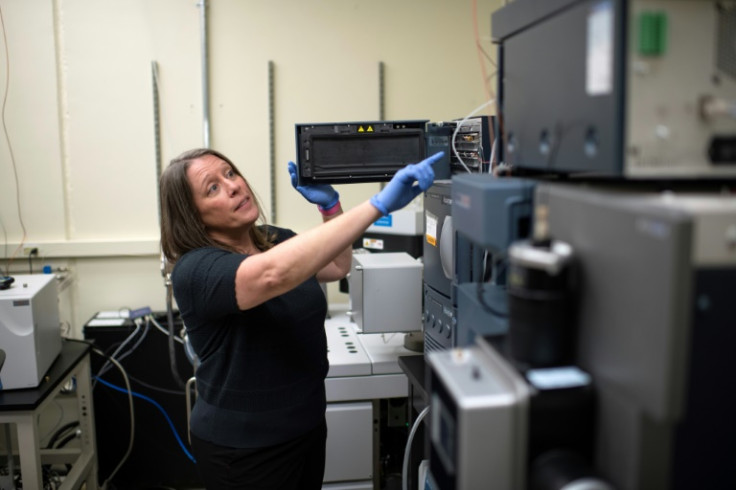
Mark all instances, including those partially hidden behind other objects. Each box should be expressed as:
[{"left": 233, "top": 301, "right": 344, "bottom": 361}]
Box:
[{"left": 0, "top": 340, "right": 91, "bottom": 411}]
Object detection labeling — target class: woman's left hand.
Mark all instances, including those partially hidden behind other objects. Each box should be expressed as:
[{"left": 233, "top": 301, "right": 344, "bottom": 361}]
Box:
[{"left": 288, "top": 161, "right": 339, "bottom": 208}]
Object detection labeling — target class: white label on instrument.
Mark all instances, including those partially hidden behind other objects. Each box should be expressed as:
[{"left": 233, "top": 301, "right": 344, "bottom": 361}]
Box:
[
  {"left": 587, "top": 1, "right": 614, "bottom": 96},
  {"left": 426, "top": 212, "right": 438, "bottom": 246}
]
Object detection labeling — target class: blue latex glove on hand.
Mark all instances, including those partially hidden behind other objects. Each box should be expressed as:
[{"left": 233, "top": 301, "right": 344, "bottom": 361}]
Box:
[
  {"left": 370, "top": 152, "right": 444, "bottom": 216},
  {"left": 288, "top": 161, "right": 340, "bottom": 209}
]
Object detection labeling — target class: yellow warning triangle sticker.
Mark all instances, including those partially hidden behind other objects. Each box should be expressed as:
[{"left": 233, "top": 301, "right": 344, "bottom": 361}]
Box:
[
  {"left": 367, "top": 125, "right": 374, "bottom": 132},
  {"left": 358, "top": 126, "right": 365, "bottom": 132}
]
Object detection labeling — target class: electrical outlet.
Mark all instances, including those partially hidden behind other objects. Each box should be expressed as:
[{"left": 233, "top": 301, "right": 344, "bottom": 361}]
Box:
[{"left": 23, "top": 245, "right": 39, "bottom": 256}]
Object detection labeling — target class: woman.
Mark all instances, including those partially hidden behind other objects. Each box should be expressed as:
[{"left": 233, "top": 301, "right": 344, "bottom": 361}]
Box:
[{"left": 159, "top": 147, "right": 441, "bottom": 489}]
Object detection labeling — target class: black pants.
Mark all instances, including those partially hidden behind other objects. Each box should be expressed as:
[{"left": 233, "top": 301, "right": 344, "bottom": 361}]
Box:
[{"left": 190, "top": 420, "right": 327, "bottom": 490}]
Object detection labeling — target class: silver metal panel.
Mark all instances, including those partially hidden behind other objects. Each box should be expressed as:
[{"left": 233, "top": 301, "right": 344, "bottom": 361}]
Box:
[
  {"left": 324, "top": 402, "right": 373, "bottom": 483},
  {"left": 325, "top": 374, "right": 409, "bottom": 403},
  {"left": 537, "top": 182, "right": 736, "bottom": 487},
  {"left": 427, "top": 339, "right": 529, "bottom": 490},
  {"left": 0, "top": 274, "right": 61, "bottom": 390},
  {"left": 538, "top": 182, "right": 693, "bottom": 422},
  {"left": 348, "top": 253, "right": 423, "bottom": 333},
  {"left": 629, "top": 194, "right": 736, "bottom": 266}
]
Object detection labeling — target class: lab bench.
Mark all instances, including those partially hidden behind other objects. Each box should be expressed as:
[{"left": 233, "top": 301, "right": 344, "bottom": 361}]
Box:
[
  {"left": 0, "top": 340, "right": 98, "bottom": 490},
  {"left": 324, "top": 311, "right": 422, "bottom": 489}
]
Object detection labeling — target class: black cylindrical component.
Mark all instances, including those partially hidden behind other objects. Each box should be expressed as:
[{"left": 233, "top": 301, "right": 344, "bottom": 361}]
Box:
[{"left": 506, "top": 239, "right": 575, "bottom": 367}]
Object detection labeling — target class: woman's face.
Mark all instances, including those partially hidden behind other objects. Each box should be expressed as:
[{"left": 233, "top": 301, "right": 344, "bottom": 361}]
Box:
[{"left": 186, "top": 154, "right": 259, "bottom": 243}]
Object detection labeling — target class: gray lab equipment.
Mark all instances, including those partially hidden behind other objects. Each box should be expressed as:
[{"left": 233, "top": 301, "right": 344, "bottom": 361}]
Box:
[
  {"left": 427, "top": 335, "right": 608, "bottom": 490},
  {"left": 426, "top": 336, "right": 530, "bottom": 490},
  {"left": 0, "top": 274, "right": 62, "bottom": 390},
  {"left": 451, "top": 174, "right": 536, "bottom": 346},
  {"left": 538, "top": 182, "right": 736, "bottom": 489},
  {"left": 423, "top": 182, "right": 458, "bottom": 352},
  {"left": 493, "top": 0, "right": 736, "bottom": 178},
  {"left": 348, "top": 252, "right": 423, "bottom": 333}
]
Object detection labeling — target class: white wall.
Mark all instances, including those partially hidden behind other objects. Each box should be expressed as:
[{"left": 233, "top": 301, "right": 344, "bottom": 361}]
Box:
[{"left": 0, "top": 0, "right": 502, "bottom": 336}]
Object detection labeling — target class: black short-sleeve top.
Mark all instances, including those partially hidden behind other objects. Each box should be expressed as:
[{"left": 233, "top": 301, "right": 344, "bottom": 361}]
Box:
[{"left": 172, "top": 226, "right": 329, "bottom": 448}]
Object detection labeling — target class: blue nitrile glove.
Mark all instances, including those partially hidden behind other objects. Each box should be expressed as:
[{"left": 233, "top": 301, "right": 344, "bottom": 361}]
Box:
[
  {"left": 288, "top": 161, "right": 339, "bottom": 209},
  {"left": 370, "top": 152, "right": 444, "bottom": 216}
]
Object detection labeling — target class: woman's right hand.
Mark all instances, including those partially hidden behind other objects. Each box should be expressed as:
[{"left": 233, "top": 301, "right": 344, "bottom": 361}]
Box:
[
  {"left": 369, "top": 151, "right": 444, "bottom": 215},
  {"left": 287, "top": 161, "right": 340, "bottom": 209}
]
